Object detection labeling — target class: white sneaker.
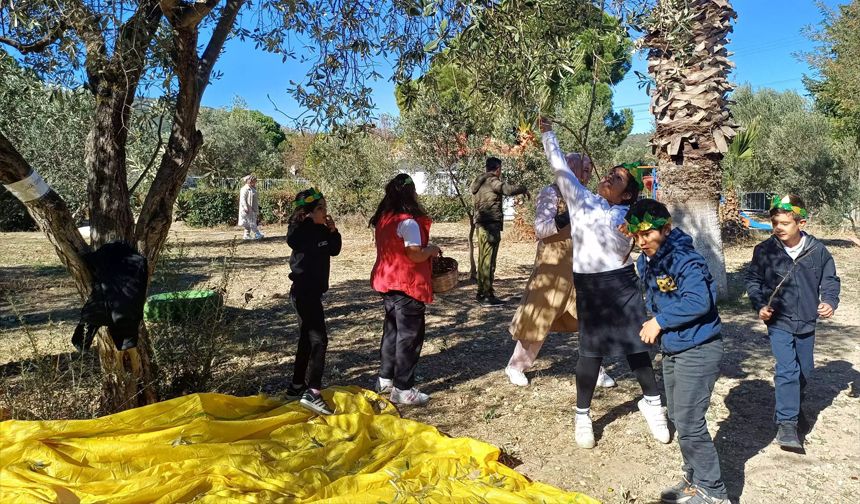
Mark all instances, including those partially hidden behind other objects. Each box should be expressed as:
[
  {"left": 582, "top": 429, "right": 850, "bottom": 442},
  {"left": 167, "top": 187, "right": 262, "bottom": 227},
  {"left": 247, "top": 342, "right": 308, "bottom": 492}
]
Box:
[
  {"left": 243, "top": 234, "right": 253, "bottom": 240},
  {"left": 596, "top": 366, "right": 617, "bottom": 388},
  {"left": 505, "top": 366, "right": 529, "bottom": 387},
  {"left": 638, "top": 398, "right": 671, "bottom": 443},
  {"left": 390, "top": 387, "right": 430, "bottom": 406},
  {"left": 376, "top": 377, "right": 393, "bottom": 394},
  {"left": 575, "top": 412, "right": 596, "bottom": 449}
]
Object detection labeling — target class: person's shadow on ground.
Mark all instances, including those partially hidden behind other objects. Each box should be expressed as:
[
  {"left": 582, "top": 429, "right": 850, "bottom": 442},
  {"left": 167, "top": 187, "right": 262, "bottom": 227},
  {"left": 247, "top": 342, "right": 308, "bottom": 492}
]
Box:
[{"left": 715, "top": 360, "right": 860, "bottom": 502}]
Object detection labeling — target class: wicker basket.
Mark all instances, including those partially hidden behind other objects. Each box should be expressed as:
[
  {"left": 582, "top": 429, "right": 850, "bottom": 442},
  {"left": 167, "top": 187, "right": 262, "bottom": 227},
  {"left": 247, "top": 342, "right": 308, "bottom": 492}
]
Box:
[{"left": 431, "top": 256, "right": 459, "bottom": 293}]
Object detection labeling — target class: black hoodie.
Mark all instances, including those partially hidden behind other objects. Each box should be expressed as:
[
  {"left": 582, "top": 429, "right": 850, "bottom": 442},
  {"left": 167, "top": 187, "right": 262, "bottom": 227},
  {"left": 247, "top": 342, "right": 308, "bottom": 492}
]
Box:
[
  {"left": 745, "top": 233, "right": 840, "bottom": 334},
  {"left": 287, "top": 219, "right": 342, "bottom": 296}
]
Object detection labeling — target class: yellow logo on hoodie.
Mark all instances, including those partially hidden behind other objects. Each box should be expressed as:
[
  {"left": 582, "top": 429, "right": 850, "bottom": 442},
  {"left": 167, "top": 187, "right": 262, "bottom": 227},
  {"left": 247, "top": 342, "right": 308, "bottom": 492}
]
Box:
[{"left": 656, "top": 275, "right": 678, "bottom": 293}]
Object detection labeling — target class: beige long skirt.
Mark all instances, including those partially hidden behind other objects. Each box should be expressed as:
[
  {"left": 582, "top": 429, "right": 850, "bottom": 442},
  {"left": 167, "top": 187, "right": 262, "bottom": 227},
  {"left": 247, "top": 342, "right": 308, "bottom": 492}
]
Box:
[{"left": 508, "top": 230, "right": 577, "bottom": 342}]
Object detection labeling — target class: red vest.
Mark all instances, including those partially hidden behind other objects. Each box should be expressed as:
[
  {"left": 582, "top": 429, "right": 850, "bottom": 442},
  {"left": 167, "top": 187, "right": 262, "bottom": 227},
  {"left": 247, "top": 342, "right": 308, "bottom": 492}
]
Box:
[{"left": 370, "top": 212, "right": 433, "bottom": 304}]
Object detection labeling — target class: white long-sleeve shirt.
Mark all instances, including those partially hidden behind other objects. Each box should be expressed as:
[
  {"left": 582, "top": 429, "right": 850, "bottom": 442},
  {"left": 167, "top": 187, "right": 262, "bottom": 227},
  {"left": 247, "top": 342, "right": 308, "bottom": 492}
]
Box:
[
  {"left": 542, "top": 131, "right": 633, "bottom": 274},
  {"left": 534, "top": 185, "right": 564, "bottom": 241}
]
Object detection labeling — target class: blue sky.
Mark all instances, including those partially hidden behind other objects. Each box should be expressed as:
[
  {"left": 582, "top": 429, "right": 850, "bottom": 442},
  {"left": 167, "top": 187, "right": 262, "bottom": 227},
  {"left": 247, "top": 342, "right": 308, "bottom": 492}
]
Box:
[{"left": 203, "top": 0, "right": 847, "bottom": 134}]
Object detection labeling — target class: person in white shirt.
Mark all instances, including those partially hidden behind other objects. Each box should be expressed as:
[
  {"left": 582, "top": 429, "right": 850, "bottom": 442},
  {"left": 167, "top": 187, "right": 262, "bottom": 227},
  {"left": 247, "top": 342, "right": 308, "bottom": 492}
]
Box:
[
  {"left": 504, "top": 159, "right": 615, "bottom": 390},
  {"left": 238, "top": 175, "right": 264, "bottom": 240},
  {"left": 540, "top": 118, "right": 669, "bottom": 449}
]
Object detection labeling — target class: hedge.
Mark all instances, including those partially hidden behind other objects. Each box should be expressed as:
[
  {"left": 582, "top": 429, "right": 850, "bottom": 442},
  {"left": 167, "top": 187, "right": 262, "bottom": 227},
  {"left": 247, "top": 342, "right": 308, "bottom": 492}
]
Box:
[
  {"left": 422, "top": 195, "right": 470, "bottom": 223},
  {"left": 175, "top": 188, "right": 470, "bottom": 227},
  {"left": 176, "top": 187, "right": 303, "bottom": 227}
]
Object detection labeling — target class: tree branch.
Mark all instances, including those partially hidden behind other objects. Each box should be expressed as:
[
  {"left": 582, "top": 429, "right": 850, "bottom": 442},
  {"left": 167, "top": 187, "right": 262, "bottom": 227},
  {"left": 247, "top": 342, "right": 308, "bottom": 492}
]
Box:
[
  {"left": 198, "top": 0, "right": 245, "bottom": 94},
  {"left": 161, "top": 0, "right": 220, "bottom": 29},
  {"left": 0, "top": 131, "right": 92, "bottom": 298},
  {"left": 0, "top": 21, "right": 66, "bottom": 53}
]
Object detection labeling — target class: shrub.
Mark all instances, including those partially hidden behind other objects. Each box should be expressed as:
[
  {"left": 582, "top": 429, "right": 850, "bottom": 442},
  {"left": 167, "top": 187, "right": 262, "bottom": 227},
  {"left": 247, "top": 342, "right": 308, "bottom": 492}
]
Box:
[
  {"left": 260, "top": 188, "right": 301, "bottom": 225},
  {"left": 180, "top": 188, "right": 238, "bottom": 227},
  {"left": 422, "top": 195, "right": 470, "bottom": 222},
  {"left": 177, "top": 185, "right": 306, "bottom": 227}
]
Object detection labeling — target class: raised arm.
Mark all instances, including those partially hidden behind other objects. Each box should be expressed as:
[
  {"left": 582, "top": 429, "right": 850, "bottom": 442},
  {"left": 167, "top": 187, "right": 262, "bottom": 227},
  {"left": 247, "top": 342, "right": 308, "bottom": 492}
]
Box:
[{"left": 540, "top": 126, "right": 589, "bottom": 207}]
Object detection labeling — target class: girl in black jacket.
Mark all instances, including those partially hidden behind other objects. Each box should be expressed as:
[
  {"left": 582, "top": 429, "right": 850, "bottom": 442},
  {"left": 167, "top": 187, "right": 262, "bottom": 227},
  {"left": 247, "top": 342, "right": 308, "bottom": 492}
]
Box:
[{"left": 285, "top": 188, "right": 342, "bottom": 415}]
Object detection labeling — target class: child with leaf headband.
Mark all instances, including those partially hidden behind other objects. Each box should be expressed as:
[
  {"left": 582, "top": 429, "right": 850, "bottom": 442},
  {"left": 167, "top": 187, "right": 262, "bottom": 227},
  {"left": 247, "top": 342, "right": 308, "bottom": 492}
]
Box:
[
  {"left": 540, "top": 118, "right": 668, "bottom": 450},
  {"left": 745, "top": 194, "right": 840, "bottom": 452},
  {"left": 624, "top": 198, "right": 728, "bottom": 504},
  {"left": 284, "top": 187, "right": 342, "bottom": 416}
]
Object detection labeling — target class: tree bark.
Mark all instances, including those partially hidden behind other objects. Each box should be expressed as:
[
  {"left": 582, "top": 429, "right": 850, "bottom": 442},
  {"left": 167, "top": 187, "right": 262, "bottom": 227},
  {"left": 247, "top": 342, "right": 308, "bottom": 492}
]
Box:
[
  {"left": 83, "top": 0, "right": 163, "bottom": 411},
  {"left": 656, "top": 158, "right": 729, "bottom": 298}
]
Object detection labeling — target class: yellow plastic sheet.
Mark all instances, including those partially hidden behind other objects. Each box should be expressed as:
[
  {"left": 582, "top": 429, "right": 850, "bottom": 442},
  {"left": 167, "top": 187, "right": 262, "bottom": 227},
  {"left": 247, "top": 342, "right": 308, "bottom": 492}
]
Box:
[{"left": 1, "top": 387, "right": 597, "bottom": 503}]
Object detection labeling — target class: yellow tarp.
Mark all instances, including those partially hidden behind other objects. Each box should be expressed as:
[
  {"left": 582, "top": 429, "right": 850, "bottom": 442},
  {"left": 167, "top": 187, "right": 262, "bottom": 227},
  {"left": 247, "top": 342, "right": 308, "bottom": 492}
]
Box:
[{"left": 1, "top": 387, "right": 597, "bottom": 503}]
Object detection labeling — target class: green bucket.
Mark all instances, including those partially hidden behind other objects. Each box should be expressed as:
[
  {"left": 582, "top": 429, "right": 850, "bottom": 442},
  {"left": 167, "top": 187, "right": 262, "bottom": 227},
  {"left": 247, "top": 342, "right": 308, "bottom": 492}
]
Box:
[{"left": 143, "top": 290, "right": 222, "bottom": 323}]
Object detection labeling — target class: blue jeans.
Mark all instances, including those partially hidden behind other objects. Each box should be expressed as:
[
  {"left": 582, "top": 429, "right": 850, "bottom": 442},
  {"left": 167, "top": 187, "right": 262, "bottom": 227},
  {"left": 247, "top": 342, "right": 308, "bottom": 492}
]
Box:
[
  {"left": 663, "top": 337, "right": 726, "bottom": 498},
  {"left": 768, "top": 327, "right": 815, "bottom": 424}
]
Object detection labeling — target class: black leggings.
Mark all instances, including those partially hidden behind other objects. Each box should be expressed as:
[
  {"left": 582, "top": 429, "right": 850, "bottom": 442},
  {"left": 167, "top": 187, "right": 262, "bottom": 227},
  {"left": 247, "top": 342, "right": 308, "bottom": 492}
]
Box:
[
  {"left": 576, "top": 352, "right": 658, "bottom": 409},
  {"left": 291, "top": 294, "right": 328, "bottom": 390}
]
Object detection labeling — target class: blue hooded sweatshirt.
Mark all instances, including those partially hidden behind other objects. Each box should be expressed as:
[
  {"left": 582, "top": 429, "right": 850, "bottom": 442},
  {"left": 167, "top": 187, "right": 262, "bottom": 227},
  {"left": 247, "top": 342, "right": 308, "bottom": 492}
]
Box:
[{"left": 636, "top": 227, "right": 721, "bottom": 354}]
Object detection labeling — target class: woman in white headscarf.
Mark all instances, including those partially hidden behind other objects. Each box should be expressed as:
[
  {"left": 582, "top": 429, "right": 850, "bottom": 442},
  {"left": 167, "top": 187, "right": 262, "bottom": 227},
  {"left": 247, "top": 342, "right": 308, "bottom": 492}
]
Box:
[
  {"left": 239, "top": 174, "right": 264, "bottom": 240},
  {"left": 505, "top": 153, "right": 615, "bottom": 390}
]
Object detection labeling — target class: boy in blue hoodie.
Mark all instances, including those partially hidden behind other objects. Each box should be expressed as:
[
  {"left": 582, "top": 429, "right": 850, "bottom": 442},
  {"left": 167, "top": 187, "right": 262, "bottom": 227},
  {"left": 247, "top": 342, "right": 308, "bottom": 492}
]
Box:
[
  {"left": 745, "top": 194, "right": 840, "bottom": 452},
  {"left": 625, "top": 199, "right": 727, "bottom": 504}
]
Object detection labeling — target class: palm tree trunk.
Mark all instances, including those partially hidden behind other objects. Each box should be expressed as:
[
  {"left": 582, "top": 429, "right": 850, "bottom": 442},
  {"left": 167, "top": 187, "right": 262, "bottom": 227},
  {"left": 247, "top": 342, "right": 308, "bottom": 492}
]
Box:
[{"left": 645, "top": 0, "right": 738, "bottom": 299}]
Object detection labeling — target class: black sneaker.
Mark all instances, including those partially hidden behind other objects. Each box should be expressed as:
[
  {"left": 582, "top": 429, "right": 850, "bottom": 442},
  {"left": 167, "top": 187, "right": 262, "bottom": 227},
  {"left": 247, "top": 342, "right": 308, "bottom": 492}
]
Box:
[
  {"left": 798, "top": 410, "right": 810, "bottom": 434},
  {"left": 776, "top": 422, "right": 803, "bottom": 452},
  {"left": 285, "top": 383, "right": 305, "bottom": 401},
  {"left": 480, "top": 295, "right": 504, "bottom": 307},
  {"left": 300, "top": 390, "right": 334, "bottom": 415},
  {"left": 660, "top": 476, "right": 697, "bottom": 503}
]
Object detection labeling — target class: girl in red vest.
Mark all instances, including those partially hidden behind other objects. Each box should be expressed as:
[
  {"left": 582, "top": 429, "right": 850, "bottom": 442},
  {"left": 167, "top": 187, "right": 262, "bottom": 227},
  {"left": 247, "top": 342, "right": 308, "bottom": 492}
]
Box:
[{"left": 369, "top": 174, "right": 441, "bottom": 406}]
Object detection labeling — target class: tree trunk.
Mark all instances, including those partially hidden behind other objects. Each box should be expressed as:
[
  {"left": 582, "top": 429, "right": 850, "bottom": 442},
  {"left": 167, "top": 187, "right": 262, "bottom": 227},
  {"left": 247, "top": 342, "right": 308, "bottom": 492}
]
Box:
[
  {"left": 443, "top": 163, "right": 477, "bottom": 278},
  {"left": 656, "top": 159, "right": 729, "bottom": 298},
  {"left": 84, "top": 87, "right": 160, "bottom": 411}
]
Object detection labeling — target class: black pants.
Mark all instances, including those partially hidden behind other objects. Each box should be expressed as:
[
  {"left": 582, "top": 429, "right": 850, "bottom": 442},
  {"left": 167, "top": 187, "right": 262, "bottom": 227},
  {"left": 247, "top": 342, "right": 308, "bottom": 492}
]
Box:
[
  {"left": 576, "top": 352, "right": 659, "bottom": 409},
  {"left": 663, "top": 337, "right": 726, "bottom": 498},
  {"left": 291, "top": 294, "right": 328, "bottom": 390},
  {"left": 379, "top": 291, "right": 426, "bottom": 390}
]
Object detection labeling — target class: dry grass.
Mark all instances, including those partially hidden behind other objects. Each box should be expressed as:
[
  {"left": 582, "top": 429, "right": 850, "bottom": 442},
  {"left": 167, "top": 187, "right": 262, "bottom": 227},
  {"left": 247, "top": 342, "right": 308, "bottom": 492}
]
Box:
[{"left": 1, "top": 222, "right": 859, "bottom": 503}]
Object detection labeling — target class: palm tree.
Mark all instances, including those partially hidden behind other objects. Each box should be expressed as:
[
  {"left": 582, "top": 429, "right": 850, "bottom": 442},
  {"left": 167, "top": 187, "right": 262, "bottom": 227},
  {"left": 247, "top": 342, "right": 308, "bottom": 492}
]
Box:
[{"left": 642, "top": 0, "right": 738, "bottom": 297}]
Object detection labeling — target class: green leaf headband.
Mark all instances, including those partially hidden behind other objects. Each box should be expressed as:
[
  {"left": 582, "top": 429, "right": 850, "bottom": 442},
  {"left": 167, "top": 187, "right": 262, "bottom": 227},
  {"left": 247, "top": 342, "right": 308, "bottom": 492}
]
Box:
[
  {"left": 294, "top": 188, "right": 324, "bottom": 209},
  {"left": 770, "top": 195, "right": 808, "bottom": 218},
  {"left": 625, "top": 212, "right": 671, "bottom": 234},
  {"left": 621, "top": 162, "right": 652, "bottom": 191}
]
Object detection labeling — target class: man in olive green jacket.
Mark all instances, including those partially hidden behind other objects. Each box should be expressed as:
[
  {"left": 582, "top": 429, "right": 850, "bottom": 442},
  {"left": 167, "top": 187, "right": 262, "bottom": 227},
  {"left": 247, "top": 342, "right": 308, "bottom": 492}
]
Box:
[{"left": 471, "top": 157, "right": 530, "bottom": 306}]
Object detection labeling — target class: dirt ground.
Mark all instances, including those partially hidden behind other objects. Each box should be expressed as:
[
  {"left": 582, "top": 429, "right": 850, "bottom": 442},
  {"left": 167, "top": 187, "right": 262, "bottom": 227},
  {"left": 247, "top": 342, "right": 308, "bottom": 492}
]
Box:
[{"left": 1, "top": 221, "right": 859, "bottom": 503}]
